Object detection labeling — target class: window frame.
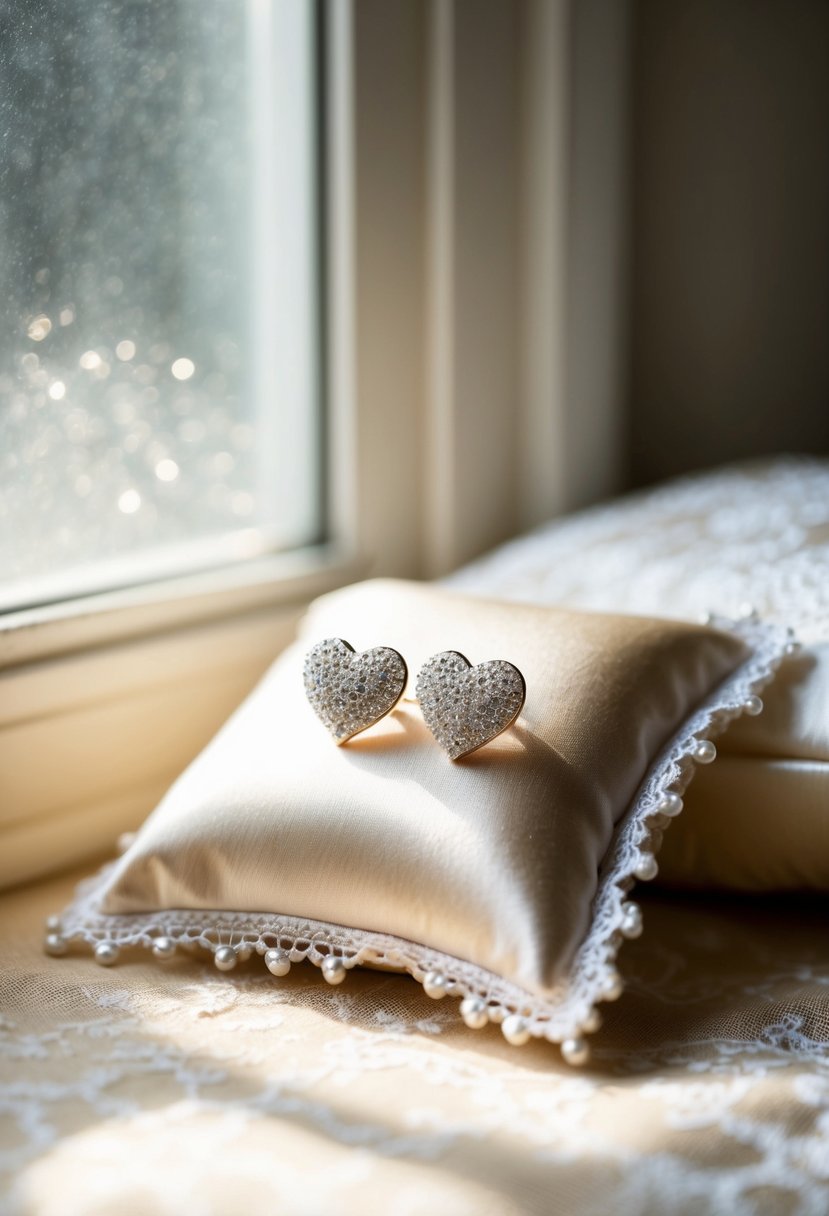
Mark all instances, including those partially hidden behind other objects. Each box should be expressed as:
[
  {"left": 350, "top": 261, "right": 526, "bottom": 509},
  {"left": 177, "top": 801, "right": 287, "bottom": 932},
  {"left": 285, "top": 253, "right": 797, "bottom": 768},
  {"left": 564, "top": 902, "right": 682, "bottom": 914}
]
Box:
[
  {"left": 1, "top": 0, "right": 335, "bottom": 641},
  {"left": 0, "top": 0, "right": 631, "bottom": 890}
]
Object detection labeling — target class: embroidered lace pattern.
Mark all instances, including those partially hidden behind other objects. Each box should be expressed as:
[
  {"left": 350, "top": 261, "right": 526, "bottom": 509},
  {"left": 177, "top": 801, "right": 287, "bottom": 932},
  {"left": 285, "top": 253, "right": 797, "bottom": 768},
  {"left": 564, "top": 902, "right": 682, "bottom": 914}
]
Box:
[
  {"left": 3, "top": 871, "right": 829, "bottom": 1215},
  {"left": 447, "top": 458, "right": 829, "bottom": 644}
]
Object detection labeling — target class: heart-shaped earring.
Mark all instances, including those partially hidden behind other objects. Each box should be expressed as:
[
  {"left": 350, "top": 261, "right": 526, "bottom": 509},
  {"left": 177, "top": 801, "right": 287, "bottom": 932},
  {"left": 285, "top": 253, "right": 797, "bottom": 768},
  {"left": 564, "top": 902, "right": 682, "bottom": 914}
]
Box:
[
  {"left": 303, "top": 638, "right": 408, "bottom": 744},
  {"left": 416, "top": 651, "right": 526, "bottom": 759}
]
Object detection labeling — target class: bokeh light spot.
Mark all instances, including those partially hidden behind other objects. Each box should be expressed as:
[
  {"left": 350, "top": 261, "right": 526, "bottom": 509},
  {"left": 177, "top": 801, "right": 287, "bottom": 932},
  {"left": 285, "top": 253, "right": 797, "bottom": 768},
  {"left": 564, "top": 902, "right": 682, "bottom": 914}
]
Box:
[
  {"left": 27, "top": 315, "right": 52, "bottom": 342},
  {"left": 118, "top": 489, "right": 142, "bottom": 514},
  {"left": 155, "top": 458, "right": 179, "bottom": 482},
  {"left": 171, "top": 357, "right": 195, "bottom": 381}
]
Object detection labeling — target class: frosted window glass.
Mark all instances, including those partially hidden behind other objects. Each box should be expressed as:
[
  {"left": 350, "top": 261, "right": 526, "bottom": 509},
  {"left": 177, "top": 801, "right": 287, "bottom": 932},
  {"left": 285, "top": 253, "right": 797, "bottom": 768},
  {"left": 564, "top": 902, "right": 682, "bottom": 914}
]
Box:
[{"left": 0, "top": 0, "right": 320, "bottom": 610}]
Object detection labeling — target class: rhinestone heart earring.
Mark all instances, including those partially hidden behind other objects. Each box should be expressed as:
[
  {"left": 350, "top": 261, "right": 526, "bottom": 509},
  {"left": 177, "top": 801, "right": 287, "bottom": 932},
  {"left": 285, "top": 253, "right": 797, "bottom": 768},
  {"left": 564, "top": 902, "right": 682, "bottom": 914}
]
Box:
[
  {"left": 416, "top": 651, "right": 526, "bottom": 759},
  {"left": 303, "top": 638, "right": 408, "bottom": 744}
]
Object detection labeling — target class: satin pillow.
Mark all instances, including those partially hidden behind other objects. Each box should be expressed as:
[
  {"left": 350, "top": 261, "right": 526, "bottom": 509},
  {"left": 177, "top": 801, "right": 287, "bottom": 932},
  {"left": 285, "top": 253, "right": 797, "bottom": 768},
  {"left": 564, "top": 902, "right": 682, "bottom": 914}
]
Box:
[{"left": 47, "top": 581, "right": 786, "bottom": 1063}]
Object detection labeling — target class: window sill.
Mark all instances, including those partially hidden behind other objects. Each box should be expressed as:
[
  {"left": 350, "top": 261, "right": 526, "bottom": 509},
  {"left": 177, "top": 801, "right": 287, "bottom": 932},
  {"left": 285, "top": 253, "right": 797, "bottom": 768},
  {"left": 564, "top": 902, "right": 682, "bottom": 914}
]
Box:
[
  {"left": 0, "top": 543, "right": 362, "bottom": 669},
  {"left": 0, "top": 544, "right": 364, "bottom": 890}
]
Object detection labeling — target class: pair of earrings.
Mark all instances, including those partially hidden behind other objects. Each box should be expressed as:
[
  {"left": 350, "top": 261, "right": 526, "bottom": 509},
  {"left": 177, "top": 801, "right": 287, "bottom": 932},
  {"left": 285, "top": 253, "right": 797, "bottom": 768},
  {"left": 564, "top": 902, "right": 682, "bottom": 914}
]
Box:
[{"left": 303, "top": 638, "right": 526, "bottom": 760}]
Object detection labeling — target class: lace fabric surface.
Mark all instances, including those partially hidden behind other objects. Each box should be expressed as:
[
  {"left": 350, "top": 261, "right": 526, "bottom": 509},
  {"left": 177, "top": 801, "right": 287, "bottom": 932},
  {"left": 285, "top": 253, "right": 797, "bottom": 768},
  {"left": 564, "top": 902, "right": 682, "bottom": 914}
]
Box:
[
  {"left": 447, "top": 459, "right": 829, "bottom": 642},
  {"left": 3, "top": 869, "right": 829, "bottom": 1215}
]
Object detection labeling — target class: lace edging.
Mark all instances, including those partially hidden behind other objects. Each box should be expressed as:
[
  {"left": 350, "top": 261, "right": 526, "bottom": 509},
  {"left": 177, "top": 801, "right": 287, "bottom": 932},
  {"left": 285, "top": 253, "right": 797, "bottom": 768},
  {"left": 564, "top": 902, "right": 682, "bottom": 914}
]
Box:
[{"left": 44, "top": 616, "right": 793, "bottom": 1065}]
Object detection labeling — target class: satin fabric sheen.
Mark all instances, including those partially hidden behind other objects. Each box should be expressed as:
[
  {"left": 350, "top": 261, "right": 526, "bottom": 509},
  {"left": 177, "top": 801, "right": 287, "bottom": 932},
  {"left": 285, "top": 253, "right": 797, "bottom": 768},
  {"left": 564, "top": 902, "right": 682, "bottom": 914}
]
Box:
[
  {"left": 659, "top": 643, "right": 829, "bottom": 889},
  {"left": 101, "top": 580, "right": 746, "bottom": 994}
]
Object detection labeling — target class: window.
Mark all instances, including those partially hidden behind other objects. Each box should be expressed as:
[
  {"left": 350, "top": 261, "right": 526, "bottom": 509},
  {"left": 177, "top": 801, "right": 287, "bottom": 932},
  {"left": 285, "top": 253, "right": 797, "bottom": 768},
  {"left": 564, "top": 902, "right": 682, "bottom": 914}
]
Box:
[{"left": 0, "top": 0, "right": 321, "bottom": 613}]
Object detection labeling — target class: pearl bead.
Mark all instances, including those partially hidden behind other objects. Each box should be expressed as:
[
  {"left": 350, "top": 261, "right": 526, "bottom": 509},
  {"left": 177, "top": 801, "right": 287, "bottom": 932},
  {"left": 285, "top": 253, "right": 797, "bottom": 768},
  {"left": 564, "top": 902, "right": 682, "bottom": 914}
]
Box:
[
  {"left": 742, "top": 695, "right": 763, "bottom": 716},
  {"left": 501, "top": 1014, "right": 531, "bottom": 1046},
  {"left": 561, "top": 1037, "right": 591, "bottom": 1066},
  {"left": 693, "top": 739, "right": 717, "bottom": 764},
  {"left": 94, "top": 941, "right": 120, "bottom": 967},
  {"left": 46, "top": 914, "right": 62, "bottom": 932},
  {"left": 601, "top": 969, "right": 623, "bottom": 1001},
  {"left": 488, "top": 1005, "right": 506, "bottom": 1024},
  {"left": 214, "top": 946, "right": 237, "bottom": 972},
  {"left": 322, "top": 956, "right": 347, "bottom": 985},
  {"left": 459, "top": 996, "right": 489, "bottom": 1030},
  {"left": 152, "top": 936, "right": 176, "bottom": 960},
  {"left": 236, "top": 945, "right": 252, "bottom": 962},
  {"left": 581, "top": 1007, "right": 603, "bottom": 1034},
  {"left": 634, "top": 854, "right": 658, "bottom": 882},
  {"left": 264, "top": 948, "right": 291, "bottom": 977},
  {"left": 620, "top": 901, "right": 643, "bottom": 938},
  {"left": 45, "top": 932, "right": 67, "bottom": 957},
  {"left": 657, "top": 791, "right": 683, "bottom": 817},
  {"left": 422, "top": 971, "right": 448, "bottom": 999}
]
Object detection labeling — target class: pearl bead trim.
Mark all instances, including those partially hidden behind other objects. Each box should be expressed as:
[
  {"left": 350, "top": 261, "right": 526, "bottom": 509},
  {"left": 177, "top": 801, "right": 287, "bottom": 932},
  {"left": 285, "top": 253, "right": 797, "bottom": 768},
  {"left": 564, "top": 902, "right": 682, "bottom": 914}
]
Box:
[{"left": 43, "top": 615, "right": 791, "bottom": 1066}]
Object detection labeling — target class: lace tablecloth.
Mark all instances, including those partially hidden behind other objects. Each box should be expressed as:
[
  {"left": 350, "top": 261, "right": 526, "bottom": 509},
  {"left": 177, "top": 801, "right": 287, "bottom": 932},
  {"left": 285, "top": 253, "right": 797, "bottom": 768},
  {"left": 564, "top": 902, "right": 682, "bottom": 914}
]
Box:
[{"left": 2, "top": 869, "right": 828, "bottom": 1215}]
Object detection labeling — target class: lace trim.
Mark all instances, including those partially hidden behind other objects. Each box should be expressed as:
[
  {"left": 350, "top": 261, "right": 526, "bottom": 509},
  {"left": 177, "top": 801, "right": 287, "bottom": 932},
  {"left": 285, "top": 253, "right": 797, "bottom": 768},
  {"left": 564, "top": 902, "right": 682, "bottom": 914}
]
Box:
[{"left": 46, "top": 616, "right": 792, "bottom": 1064}]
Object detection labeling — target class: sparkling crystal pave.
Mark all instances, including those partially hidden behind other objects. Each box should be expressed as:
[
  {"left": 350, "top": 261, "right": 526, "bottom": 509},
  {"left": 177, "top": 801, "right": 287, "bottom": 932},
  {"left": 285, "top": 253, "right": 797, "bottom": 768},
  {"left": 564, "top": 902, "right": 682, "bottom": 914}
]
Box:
[
  {"left": 416, "top": 651, "right": 526, "bottom": 760},
  {"left": 303, "top": 638, "right": 408, "bottom": 744}
]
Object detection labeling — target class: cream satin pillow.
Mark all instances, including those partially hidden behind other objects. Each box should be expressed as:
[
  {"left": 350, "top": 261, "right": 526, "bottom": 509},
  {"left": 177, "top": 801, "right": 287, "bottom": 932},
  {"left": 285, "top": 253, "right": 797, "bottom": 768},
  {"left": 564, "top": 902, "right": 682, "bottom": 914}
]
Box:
[{"left": 48, "top": 581, "right": 786, "bottom": 1063}]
